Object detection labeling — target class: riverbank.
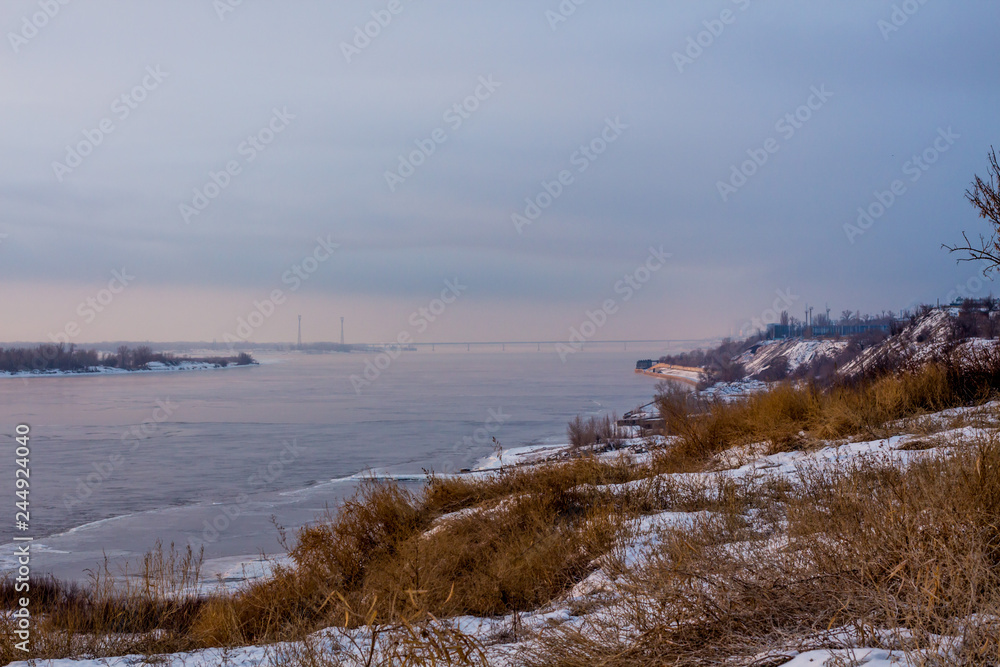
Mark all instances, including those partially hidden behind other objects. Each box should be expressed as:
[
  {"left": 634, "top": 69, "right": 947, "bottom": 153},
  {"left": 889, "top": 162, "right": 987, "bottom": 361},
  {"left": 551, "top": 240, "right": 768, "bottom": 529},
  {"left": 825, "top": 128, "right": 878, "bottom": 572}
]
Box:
[{"left": 634, "top": 362, "right": 701, "bottom": 385}]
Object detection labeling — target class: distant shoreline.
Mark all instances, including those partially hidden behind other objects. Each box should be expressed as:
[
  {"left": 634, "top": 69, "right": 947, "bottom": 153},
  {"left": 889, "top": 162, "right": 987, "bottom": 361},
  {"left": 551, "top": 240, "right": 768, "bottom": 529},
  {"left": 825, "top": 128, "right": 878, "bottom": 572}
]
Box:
[
  {"left": 0, "top": 344, "right": 256, "bottom": 377},
  {"left": 634, "top": 363, "right": 701, "bottom": 386},
  {"left": 0, "top": 360, "right": 258, "bottom": 379}
]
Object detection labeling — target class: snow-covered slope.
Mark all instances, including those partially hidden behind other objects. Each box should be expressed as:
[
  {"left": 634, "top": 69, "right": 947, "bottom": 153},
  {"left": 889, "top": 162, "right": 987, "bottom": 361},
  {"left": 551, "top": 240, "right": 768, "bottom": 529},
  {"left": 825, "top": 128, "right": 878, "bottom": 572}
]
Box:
[
  {"left": 734, "top": 309, "right": 1000, "bottom": 384},
  {"left": 736, "top": 338, "right": 848, "bottom": 377},
  {"left": 837, "top": 309, "right": 963, "bottom": 378}
]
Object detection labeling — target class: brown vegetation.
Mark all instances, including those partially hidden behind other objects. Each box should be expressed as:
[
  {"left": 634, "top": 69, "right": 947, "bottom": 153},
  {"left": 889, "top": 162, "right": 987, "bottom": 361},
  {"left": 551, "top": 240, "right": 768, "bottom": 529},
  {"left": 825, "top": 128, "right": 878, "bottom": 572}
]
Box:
[
  {"left": 524, "top": 437, "right": 1000, "bottom": 665},
  {"left": 654, "top": 345, "right": 1000, "bottom": 473}
]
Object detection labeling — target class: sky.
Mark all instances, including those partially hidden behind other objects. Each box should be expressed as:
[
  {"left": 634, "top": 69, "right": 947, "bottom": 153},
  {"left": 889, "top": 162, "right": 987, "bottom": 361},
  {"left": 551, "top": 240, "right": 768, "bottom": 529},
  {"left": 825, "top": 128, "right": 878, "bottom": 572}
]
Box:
[{"left": 2, "top": 0, "right": 999, "bottom": 345}]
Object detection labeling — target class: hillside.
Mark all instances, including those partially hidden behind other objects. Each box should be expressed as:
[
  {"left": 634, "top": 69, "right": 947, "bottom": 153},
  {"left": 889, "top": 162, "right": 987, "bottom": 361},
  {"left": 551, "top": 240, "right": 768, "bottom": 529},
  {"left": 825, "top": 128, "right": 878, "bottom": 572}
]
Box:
[
  {"left": 710, "top": 305, "right": 1000, "bottom": 392},
  {"left": 735, "top": 337, "right": 848, "bottom": 377}
]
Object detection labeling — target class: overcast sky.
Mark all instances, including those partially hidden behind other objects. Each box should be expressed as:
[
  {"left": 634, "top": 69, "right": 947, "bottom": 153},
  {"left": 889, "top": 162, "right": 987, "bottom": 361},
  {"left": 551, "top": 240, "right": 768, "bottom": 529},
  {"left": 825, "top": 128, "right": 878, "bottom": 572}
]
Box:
[{"left": 2, "top": 1, "right": 998, "bottom": 345}]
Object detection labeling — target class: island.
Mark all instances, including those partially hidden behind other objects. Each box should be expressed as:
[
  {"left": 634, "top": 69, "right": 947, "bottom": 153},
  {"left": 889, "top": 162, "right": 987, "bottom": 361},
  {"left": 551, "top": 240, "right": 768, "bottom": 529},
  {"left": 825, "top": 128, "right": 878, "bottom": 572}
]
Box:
[{"left": 0, "top": 344, "right": 256, "bottom": 377}]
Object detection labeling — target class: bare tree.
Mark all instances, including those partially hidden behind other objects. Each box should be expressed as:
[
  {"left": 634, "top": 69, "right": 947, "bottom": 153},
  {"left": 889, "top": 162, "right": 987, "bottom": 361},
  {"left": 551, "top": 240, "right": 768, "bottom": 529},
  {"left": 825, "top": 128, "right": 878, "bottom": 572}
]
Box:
[
  {"left": 117, "top": 345, "right": 130, "bottom": 369},
  {"left": 841, "top": 310, "right": 853, "bottom": 324},
  {"left": 133, "top": 345, "right": 153, "bottom": 367},
  {"left": 945, "top": 146, "right": 1000, "bottom": 275}
]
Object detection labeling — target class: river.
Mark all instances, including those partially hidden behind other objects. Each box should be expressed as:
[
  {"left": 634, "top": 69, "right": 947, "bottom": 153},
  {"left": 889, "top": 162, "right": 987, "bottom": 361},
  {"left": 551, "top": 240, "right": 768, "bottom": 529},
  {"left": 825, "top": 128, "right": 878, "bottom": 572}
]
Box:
[{"left": 0, "top": 347, "right": 667, "bottom": 583}]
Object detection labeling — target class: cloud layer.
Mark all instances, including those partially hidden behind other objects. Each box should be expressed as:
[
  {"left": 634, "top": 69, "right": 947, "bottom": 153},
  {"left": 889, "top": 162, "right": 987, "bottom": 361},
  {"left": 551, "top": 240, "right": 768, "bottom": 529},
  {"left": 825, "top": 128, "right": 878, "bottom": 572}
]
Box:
[{"left": 2, "top": 0, "right": 998, "bottom": 343}]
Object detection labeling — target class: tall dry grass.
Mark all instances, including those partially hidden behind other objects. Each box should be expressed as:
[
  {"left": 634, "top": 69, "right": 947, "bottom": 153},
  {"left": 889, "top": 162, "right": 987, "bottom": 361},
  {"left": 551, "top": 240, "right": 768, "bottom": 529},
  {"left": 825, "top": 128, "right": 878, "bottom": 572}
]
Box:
[
  {"left": 524, "top": 435, "right": 1000, "bottom": 666},
  {"left": 655, "top": 347, "right": 1000, "bottom": 473},
  {"left": 0, "top": 455, "right": 651, "bottom": 664},
  {"left": 0, "top": 542, "right": 206, "bottom": 664},
  {"left": 196, "top": 459, "right": 645, "bottom": 648}
]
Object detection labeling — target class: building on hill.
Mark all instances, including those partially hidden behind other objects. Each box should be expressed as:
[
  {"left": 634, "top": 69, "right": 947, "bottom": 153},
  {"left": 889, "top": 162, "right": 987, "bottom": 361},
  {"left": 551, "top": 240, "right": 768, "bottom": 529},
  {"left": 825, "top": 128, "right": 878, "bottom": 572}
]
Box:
[{"left": 766, "top": 322, "right": 891, "bottom": 340}]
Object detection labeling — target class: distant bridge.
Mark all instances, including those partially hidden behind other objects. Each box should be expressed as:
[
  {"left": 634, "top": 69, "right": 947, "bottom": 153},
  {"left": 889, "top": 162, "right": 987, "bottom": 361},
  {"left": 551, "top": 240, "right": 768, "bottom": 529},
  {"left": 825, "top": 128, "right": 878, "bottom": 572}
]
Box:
[{"left": 362, "top": 338, "right": 720, "bottom": 352}]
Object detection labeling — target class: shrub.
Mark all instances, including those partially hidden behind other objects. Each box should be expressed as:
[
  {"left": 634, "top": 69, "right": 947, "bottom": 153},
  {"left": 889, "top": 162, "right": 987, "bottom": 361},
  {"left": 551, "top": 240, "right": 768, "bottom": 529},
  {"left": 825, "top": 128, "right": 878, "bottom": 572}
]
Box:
[{"left": 567, "top": 414, "right": 623, "bottom": 450}]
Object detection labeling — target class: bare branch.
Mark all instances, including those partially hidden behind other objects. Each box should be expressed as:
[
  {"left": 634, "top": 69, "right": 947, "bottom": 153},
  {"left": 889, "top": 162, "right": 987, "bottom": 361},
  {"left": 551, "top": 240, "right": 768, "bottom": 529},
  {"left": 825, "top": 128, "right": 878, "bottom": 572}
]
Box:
[{"left": 946, "top": 147, "right": 1000, "bottom": 276}]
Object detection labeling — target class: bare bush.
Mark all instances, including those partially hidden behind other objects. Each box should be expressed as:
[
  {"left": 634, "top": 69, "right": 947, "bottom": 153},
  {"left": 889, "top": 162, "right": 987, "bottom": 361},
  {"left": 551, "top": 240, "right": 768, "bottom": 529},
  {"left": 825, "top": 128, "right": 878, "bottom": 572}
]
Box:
[{"left": 567, "top": 414, "right": 624, "bottom": 450}]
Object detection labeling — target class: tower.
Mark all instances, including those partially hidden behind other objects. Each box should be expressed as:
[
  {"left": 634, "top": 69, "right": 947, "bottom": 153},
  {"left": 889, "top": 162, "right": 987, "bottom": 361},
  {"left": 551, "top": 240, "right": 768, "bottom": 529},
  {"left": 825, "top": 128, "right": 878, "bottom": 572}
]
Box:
[
  {"left": 297, "top": 315, "right": 302, "bottom": 347},
  {"left": 340, "top": 317, "right": 345, "bottom": 345}
]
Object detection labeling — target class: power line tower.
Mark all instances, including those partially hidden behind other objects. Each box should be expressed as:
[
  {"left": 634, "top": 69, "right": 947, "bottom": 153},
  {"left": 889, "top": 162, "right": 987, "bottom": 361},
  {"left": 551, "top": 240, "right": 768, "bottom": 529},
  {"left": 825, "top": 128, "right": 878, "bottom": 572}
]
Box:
[
  {"left": 340, "top": 317, "right": 345, "bottom": 345},
  {"left": 297, "top": 315, "right": 302, "bottom": 347}
]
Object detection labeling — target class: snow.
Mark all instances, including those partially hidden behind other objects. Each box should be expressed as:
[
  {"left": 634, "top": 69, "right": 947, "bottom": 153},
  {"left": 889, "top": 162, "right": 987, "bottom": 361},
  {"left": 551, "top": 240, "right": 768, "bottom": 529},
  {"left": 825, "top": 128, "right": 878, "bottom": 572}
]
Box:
[
  {"left": 195, "top": 554, "right": 293, "bottom": 595},
  {"left": 839, "top": 309, "right": 953, "bottom": 378},
  {"left": 570, "top": 509, "right": 711, "bottom": 597},
  {"left": 6, "top": 647, "right": 272, "bottom": 667},
  {"left": 779, "top": 648, "right": 918, "bottom": 666},
  {"left": 422, "top": 497, "right": 522, "bottom": 539},
  {"left": 699, "top": 378, "right": 769, "bottom": 399},
  {"left": 956, "top": 336, "right": 999, "bottom": 356},
  {"left": 737, "top": 338, "right": 848, "bottom": 377},
  {"left": 474, "top": 443, "right": 569, "bottom": 470}
]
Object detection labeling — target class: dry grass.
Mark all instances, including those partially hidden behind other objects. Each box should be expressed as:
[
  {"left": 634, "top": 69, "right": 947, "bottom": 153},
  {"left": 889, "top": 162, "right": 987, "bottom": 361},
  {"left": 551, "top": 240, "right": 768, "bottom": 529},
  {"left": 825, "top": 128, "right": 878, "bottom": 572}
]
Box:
[
  {"left": 0, "top": 542, "right": 206, "bottom": 664},
  {"left": 422, "top": 455, "right": 641, "bottom": 514},
  {"left": 523, "top": 437, "right": 1000, "bottom": 666},
  {"left": 267, "top": 602, "right": 490, "bottom": 667},
  {"left": 0, "top": 455, "right": 648, "bottom": 664},
  {"left": 208, "top": 460, "right": 642, "bottom": 646},
  {"left": 654, "top": 350, "right": 1000, "bottom": 474}
]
